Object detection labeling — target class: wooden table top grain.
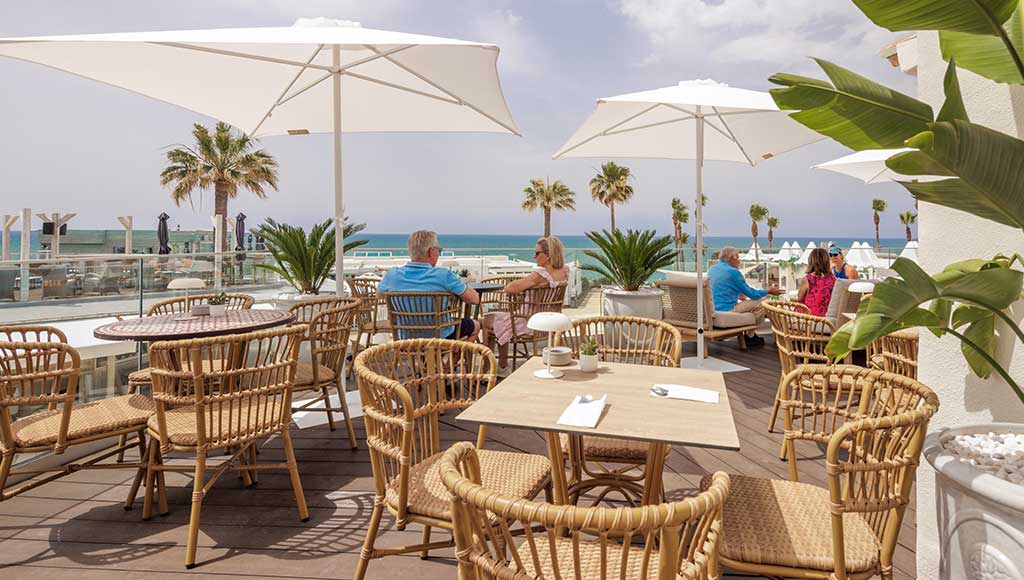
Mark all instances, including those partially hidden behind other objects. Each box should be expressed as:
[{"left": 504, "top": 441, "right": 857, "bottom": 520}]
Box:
[{"left": 458, "top": 357, "right": 740, "bottom": 450}]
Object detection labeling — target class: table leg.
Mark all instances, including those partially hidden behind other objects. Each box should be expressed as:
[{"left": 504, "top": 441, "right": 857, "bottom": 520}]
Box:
[
  {"left": 105, "top": 354, "right": 117, "bottom": 398},
  {"left": 641, "top": 443, "right": 669, "bottom": 505},
  {"left": 543, "top": 431, "right": 569, "bottom": 505}
]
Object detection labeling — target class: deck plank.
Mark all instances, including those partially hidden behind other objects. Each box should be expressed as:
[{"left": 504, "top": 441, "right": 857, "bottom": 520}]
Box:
[{"left": 0, "top": 339, "right": 916, "bottom": 580}]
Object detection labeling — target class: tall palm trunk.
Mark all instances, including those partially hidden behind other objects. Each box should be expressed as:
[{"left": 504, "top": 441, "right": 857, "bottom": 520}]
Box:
[
  {"left": 905, "top": 224, "right": 912, "bottom": 242},
  {"left": 215, "top": 179, "right": 229, "bottom": 251},
  {"left": 874, "top": 212, "right": 881, "bottom": 250},
  {"left": 751, "top": 222, "right": 759, "bottom": 262},
  {"left": 609, "top": 202, "right": 616, "bottom": 232},
  {"left": 672, "top": 218, "right": 682, "bottom": 270},
  {"left": 767, "top": 229, "right": 774, "bottom": 251},
  {"left": 543, "top": 207, "right": 551, "bottom": 237}
]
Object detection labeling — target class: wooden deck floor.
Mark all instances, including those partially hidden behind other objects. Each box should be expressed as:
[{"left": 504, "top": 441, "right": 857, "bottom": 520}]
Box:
[{"left": 0, "top": 340, "right": 916, "bottom": 579}]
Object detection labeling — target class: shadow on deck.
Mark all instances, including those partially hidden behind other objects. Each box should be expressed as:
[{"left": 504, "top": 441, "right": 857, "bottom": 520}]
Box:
[{"left": 0, "top": 339, "right": 916, "bottom": 579}]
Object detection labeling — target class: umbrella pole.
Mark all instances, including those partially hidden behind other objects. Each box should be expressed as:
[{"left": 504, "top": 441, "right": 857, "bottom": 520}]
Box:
[
  {"left": 332, "top": 44, "right": 345, "bottom": 293},
  {"left": 694, "top": 108, "right": 706, "bottom": 362}
]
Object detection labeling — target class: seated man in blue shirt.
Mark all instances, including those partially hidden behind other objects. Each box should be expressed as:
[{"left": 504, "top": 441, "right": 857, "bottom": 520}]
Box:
[
  {"left": 707, "top": 246, "right": 783, "bottom": 346},
  {"left": 378, "top": 230, "right": 481, "bottom": 341}
]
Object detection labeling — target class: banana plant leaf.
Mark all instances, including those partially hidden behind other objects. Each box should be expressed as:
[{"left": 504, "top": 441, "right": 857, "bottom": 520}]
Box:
[
  {"left": 887, "top": 119, "right": 1024, "bottom": 231},
  {"left": 853, "top": 0, "right": 1018, "bottom": 35},
  {"left": 941, "top": 5, "right": 1024, "bottom": 84},
  {"left": 769, "top": 59, "right": 933, "bottom": 150}
]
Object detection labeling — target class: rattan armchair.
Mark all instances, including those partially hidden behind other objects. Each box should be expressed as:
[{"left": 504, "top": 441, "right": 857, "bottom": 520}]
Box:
[
  {"left": 705, "top": 365, "right": 938, "bottom": 580},
  {"left": 501, "top": 284, "right": 567, "bottom": 369},
  {"left": 0, "top": 326, "right": 152, "bottom": 508},
  {"left": 349, "top": 277, "right": 391, "bottom": 363},
  {"left": 478, "top": 274, "right": 522, "bottom": 315},
  {"left": 289, "top": 298, "right": 361, "bottom": 448},
  {"left": 442, "top": 441, "right": 731, "bottom": 580},
  {"left": 867, "top": 329, "right": 919, "bottom": 380},
  {"left": 144, "top": 326, "right": 308, "bottom": 569},
  {"left": 556, "top": 316, "right": 683, "bottom": 505},
  {"left": 352, "top": 339, "right": 552, "bottom": 580},
  {"left": 763, "top": 300, "right": 835, "bottom": 434},
  {"left": 383, "top": 291, "right": 464, "bottom": 339}
]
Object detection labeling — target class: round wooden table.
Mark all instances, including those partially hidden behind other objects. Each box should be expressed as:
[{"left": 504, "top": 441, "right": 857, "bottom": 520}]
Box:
[{"left": 94, "top": 310, "right": 296, "bottom": 341}]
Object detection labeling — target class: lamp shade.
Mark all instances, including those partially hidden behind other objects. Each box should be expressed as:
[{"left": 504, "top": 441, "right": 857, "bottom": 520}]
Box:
[
  {"left": 848, "top": 281, "right": 875, "bottom": 294},
  {"left": 167, "top": 277, "right": 206, "bottom": 291},
  {"left": 527, "top": 312, "right": 572, "bottom": 333}
]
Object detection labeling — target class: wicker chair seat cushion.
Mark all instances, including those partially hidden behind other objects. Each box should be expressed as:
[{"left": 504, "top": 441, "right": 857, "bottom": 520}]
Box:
[
  {"left": 712, "top": 309, "right": 758, "bottom": 329},
  {"left": 148, "top": 400, "right": 284, "bottom": 447},
  {"left": 294, "top": 362, "right": 335, "bottom": 387},
  {"left": 703, "top": 474, "right": 879, "bottom": 573},
  {"left": 510, "top": 535, "right": 684, "bottom": 580},
  {"left": 360, "top": 320, "right": 391, "bottom": 333},
  {"left": 12, "top": 394, "right": 155, "bottom": 448},
  {"left": 129, "top": 359, "right": 229, "bottom": 385},
  {"left": 386, "top": 449, "right": 551, "bottom": 521},
  {"left": 560, "top": 434, "right": 649, "bottom": 460}
]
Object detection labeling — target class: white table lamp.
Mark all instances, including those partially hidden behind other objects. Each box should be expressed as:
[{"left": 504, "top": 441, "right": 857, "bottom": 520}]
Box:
[
  {"left": 167, "top": 277, "right": 206, "bottom": 308},
  {"left": 527, "top": 312, "right": 573, "bottom": 379},
  {"left": 848, "top": 281, "right": 875, "bottom": 294}
]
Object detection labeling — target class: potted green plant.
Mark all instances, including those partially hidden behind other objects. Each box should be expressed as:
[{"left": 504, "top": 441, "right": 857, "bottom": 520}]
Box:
[
  {"left": 207, "top": 292, "right": 229, "bottom": 317},
  {"left": 583, "top": 229, "right": 675, "bottom": 319},
  {"left": 769, "top": 1, "right": 1024, "bottom": 574},
  {"left": 579, "top": 336, "right": 599, "bottom": 372},
  {"left": 255, "top": 217, "right": 368, "bottom": 309}
]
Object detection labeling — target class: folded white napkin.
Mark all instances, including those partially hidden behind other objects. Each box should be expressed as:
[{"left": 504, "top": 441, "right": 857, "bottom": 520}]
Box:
[
  {"left": 651, "top": 383, "right": 720, "bottom": 404},
  {"left": 556, "top": 394, "right": 607, "bottom": 428}
]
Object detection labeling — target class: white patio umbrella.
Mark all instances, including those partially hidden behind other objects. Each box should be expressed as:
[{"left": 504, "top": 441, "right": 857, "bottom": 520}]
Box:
[
  {"left": 899, "top": 240, "right": 919, "bottom": 262},
  {"left": 776, "top": 241, "right": 793, "bottom": 261},
  {"left": 845, "top": 242, "right": 876, "bottom": 269},
  {"left": 553, "top": 79, "right": 823, "bottom": 367},
  {"left": 813, "top": 148, "right": 945, "bottom": 184},
  {"left": 796, "top": 241, "right": 817, "bottom": 265},
  {"left": 0, "top": 18, "right": 519, "bottom": 279},
  {"left": 739, "top": 242, "right": 762, "bottom": 261}
]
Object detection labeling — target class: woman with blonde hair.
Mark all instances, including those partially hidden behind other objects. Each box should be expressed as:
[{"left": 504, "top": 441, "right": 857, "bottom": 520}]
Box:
[
  {"left": 483, "top": 236, "right": 568, "bottom": 370},
  {"left": 798, "top": 247, "right": 836, "bottom": 317}
]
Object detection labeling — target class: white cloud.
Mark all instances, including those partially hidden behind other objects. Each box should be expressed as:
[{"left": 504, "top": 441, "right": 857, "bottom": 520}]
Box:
[
  {"left": 618, "top": 0, "right": 897, "bottom": 73},
  {"left": 472, "top": 8, "right": 540, "bottom": 77}
]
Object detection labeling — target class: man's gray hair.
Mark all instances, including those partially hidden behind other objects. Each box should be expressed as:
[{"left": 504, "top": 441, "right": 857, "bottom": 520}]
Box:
[
  {"left": 408, "top": 230, "right": 439, "bottom": 261},
  {"left": 719, "top": 246, "right": 739, "bottom": 262}
]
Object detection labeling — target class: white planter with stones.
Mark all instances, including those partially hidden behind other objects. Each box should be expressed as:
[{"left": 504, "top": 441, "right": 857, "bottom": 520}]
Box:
[
  {"left": 271, "top": 292, "right": 330, "bottom": 311},
  {"left": 601, "top": 287, "right": 663, "bottom": 320},
  {"left": 924, "top": 422, "right": 1024, "bottom": 580}
]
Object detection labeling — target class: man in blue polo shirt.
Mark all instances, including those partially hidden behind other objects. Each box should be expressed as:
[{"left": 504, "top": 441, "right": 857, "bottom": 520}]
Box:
[
  {"left": 378, "top": 230, "right": 480, "bottom": 341},
  {"left": 708, "top": 246, "right": 783, "bottom": 346}
]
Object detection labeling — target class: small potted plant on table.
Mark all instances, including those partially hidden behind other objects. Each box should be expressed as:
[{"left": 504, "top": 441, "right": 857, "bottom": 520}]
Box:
[
  {"left": 579, "top": 336, "right": 599, "bottom": 372},
  {"left": 207, "top": 292, "right": 229, "bottom": 317}
]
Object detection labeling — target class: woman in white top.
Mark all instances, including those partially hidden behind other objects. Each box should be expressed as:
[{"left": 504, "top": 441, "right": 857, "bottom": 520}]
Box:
[{"left": 483, "top": 236, "right": 568, "bottom": 369}]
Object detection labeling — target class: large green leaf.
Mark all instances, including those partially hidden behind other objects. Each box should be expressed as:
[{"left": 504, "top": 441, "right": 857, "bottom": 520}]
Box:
[
  {"left": 769, "top": 59, "right": 933, "bottom": 150},
  {"left": 961, "top": 313, "right": 996, "bottom": 376},
  {"left": 941, "top": 5, "right": 1024, "bottom": 84},
  {"left": 888, "top": 120, "right": 1024, "bottom": 230},
  {"left": 854, "top": 0, "right": 1018, "bottom": 34},
  {"left": 937, "top": 58, "right": 971, "bottom": 122}
]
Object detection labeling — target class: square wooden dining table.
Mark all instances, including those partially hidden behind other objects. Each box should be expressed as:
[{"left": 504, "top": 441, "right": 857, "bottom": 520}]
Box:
[{"left": 457, "top": 356, "right": 740, "bottom": 505}]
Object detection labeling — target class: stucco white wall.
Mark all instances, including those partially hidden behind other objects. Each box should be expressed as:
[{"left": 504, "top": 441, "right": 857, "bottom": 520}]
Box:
[{"left": 913, "top": 31, "right": 1024, "bottom": 580}]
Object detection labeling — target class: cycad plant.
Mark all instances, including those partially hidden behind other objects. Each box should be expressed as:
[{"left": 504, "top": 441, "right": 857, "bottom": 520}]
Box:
[
  {"left": 589, "top": 162, "right": 634, "bottom": 231},
  {"left": 521, "top": 178, "right": 576, "bottom": 237},
  {"left": 161, "top": 122, "right": 279, "bottom": 251},
  {"left": 255, "top": 217, "right": 367, "bottom": 295},
  {"left": 749, "top": 204, "right": 769, "bottom": 261},
  {"left": 900, "top": 210, "right": 917, "bottom": 242},
  {"left": 766, "top": 216, "right": 780, "bottom": 251},
  {"left": 583, "top": 229, "right": 675, "bottom": 291},
  {"left": 871, "top": 199, "right": 887, "bottom": 250}
]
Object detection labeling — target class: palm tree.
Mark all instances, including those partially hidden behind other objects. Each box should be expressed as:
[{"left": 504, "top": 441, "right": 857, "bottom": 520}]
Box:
[
  {"left": 521, "top": 178, "right": 576, "bottom": 237},
  {"left": 670, "top": 198, "right": 689, "bottom": 270},
  {"left": 766, "top": 216, "right": 780, "bottom": 251},
  {"left": 161, "top": 122, "right": 279, "bottom": 251},
  {"left": 872, "top": 198, "right": 888, "bottom": 250},
  {"left": 899, "top": 210, "right": 917, "bottom": 242},
  {"left": 589, "top": 162, "right": 634, "bottom": 231},
  {"left": 749, "top": 204, "right": 769, "bottom": 261}
]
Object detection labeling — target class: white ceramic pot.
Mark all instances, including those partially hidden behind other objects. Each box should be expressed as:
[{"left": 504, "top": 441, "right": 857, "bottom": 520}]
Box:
[
  {"left": 601, "top": 287, "right": 664, "bottom": 319},
  {"left": 579, "top": 354, "right": 598, "bottom": 373},
  {"left": 924, "top": 422, "right": 1024, "bottom": 580},
  {"left": 209, "top": 304, "right": 226, "bottom": 317},
  {"left": 542, "top": 346, "right": 572, "bottom": 366},
  {"left": 271, "top": 291, "right": 327, "bottom": 311}
]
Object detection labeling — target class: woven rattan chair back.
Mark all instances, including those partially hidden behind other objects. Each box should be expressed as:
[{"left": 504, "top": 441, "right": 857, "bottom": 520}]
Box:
[
  {"left": 0, "top": 325, "right": 68, "bottom": 345},
  {"left": 383, "top": 291, "right": 463, "bottom": 339},
  {"left": 0, "top": 339, "right": 80, "bottom": 451},
  {"left": 288, "top": 295, "right": 360, "bottom": 326},
  {"left": 479, "top": 275, "right": 523, "bottom": 312},
  {"left": 779, "top": 365, "right": 937, "bottom": 578},
  {"left": 441, "top": 442, "right": 731, "bottom": 580},
  {"left": 559, "top": 316, "right": 682, "bottom": 367},
  {"left": 657, "top": 279, "right": 715, "bottom": 331},
  {"left": 763, "top": 300, "right": 834, "bottom": 376},
  {"left": 866, "top": 329, "right": 919, "bottom": 380},
  {"left": 349, "top": 277, "right": 386, "bottom": 329},
  {"left": 147, "top": 293, "right": 254, "bottom": 316},
  {"left": 354, "top": 339, "right": 496, "bottom": 524},
  {"left": 308, "top": 301, "right": 360, "bottom": 381},
  {"left": 147, "top": 325, "right": 304, "bottom": 451}
]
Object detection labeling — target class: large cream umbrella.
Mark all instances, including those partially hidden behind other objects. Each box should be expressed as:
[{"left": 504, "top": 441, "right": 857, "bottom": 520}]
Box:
[
  {"left": 0, "top": 17, "right": 519, "bottom": 279},
  {"left": 554, "top": 79, "right": 823, "bottom": 368}
]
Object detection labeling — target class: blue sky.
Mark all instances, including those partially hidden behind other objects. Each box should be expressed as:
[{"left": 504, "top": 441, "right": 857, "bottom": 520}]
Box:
[{"left": 0, "top": 0, "right": 918, "bottom": 239}]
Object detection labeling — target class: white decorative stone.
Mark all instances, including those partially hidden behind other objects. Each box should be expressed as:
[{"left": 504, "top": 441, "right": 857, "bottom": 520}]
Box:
[{"left": 945, "top": 432, "right": 1024, "bottom": 485}]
